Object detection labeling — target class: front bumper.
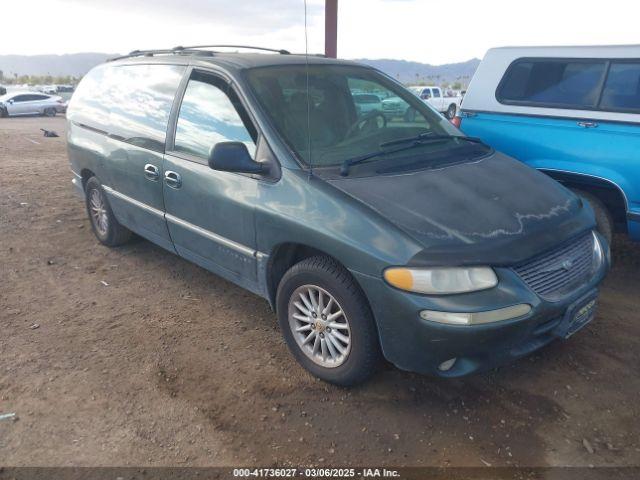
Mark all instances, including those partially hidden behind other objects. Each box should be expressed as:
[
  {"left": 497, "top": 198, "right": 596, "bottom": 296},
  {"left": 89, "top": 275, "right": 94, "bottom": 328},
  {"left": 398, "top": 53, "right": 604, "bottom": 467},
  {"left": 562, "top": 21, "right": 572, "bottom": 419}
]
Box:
[{"left": 352, "top": 242, "right": 610, "bottom": 377}]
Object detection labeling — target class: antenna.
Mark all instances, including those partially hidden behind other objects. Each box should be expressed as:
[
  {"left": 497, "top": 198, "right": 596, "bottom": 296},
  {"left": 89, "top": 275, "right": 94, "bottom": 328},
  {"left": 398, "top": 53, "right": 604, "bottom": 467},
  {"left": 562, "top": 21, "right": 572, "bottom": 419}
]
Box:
[{"left": 304, "top": 0, "right": 313, "bottom": 178}]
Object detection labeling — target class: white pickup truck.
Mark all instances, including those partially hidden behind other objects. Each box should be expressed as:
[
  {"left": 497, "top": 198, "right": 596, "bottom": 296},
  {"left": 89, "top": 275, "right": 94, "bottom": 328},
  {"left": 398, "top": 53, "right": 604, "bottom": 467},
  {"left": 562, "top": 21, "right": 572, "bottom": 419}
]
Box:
[{"left": 408, "top": 86, "right": 462, "bottom": 119}]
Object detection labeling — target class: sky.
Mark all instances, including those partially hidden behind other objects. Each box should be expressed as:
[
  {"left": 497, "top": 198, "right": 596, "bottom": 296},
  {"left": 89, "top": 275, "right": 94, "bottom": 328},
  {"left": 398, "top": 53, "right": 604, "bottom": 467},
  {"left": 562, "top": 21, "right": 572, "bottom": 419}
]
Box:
[{"left": 2, "top": 0, "right": 639, "bottom": 64}]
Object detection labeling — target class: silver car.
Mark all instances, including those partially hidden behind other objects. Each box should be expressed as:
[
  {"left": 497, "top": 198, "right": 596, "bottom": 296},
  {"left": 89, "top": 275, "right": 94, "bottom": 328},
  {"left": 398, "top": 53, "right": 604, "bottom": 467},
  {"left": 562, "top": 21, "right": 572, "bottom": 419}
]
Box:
[{"left": 0, "top": 91, "right": 65, "bottom": 117}]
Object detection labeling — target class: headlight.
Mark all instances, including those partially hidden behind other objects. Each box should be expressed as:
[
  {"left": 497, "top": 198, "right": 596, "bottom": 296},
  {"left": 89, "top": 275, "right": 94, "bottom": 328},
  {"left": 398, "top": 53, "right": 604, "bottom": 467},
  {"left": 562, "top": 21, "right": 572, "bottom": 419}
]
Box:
[
  {"left": 383, "top": 266, "right": 498, "bottom": 294},
  {"left": 592, "top": 230, "right": 606, "bottom": 267}
]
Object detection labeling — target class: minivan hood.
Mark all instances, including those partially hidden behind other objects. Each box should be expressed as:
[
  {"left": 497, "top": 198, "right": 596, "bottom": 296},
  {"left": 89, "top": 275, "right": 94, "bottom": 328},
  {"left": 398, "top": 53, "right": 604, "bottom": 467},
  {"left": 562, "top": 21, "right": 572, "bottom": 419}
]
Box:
[{"left": 326, "top": 152, "right": 594, "bottom": 266}]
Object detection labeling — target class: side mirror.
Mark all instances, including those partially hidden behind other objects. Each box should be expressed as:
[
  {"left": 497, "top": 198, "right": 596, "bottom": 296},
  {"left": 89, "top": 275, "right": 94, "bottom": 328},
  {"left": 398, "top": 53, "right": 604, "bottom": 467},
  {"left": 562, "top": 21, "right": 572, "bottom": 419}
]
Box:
[
  {"left": 7, "top": 99, "right": 14, "bottom": 104},
  {"left": 208, "top": 141, "right": 264, "bottom": 174},
  {"left": 420, "top": 93, "right": 431, "bottom": 100}
]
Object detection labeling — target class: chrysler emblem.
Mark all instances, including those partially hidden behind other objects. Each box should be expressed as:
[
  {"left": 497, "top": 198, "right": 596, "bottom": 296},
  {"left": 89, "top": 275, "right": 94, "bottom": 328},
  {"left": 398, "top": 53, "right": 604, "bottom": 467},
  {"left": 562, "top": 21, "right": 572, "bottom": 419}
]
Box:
[
  {"left": 539, "top": 258, "right": 575, "bottom": 275},
  {"left": 561, "top": 259, "right": 574, "bottom": 271}
]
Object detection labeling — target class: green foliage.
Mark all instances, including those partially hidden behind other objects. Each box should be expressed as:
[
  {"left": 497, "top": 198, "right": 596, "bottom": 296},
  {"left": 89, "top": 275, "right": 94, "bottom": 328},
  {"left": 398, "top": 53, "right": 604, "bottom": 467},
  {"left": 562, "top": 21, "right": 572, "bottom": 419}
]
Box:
[{"left": 1, "top": 74, "right": 80, "bottom": 86}]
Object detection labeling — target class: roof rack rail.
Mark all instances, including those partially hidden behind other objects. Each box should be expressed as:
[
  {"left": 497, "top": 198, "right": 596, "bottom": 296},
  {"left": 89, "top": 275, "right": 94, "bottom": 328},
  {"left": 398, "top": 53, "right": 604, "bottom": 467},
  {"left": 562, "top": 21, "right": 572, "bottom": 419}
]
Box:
[
  {"left": 108, "top": 48, "right": 215, "bottom": 62},
  {"left": 108, "top": 45, "right": 290, "bottom": 62},
  {"left": 174, "top": 45, "right": 291, "bottom": 55}
]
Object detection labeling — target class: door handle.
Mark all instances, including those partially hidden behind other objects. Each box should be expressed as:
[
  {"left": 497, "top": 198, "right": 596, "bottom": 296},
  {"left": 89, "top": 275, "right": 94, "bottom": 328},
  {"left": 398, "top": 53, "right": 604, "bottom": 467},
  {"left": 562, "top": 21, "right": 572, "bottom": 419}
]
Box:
[
  {"left": 144, "top": 164, "right": 159, "bottom": 181},
  {"left": 577, "top": 121, "right": 598, "bottom": 128},
  {"left": 164, "top": 170, "right": 182, "bottom": 189}
]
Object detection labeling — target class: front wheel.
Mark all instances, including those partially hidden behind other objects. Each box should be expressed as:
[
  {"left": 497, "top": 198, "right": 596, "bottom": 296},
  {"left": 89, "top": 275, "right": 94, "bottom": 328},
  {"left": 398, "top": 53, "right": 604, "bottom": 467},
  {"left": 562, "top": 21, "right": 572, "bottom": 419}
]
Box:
[
  {"left": 43, "top": 107, "right": 56, "bottom": 117},
  {"left": 276, "top": 256, "right": 381, "bottom": 386}
]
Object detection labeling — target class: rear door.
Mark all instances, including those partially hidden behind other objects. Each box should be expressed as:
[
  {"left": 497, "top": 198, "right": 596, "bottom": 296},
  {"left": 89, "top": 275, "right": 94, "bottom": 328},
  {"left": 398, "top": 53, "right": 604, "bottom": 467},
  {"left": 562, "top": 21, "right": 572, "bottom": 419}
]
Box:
[
  {"left": 22, "top": 94, "right": 44, "bottom": 114},
  {"left": 30, "top": 94, "right": 50, "bottom": 113},
  {"left": 163, "top": 69, "right": 260, "bottom": 288}
]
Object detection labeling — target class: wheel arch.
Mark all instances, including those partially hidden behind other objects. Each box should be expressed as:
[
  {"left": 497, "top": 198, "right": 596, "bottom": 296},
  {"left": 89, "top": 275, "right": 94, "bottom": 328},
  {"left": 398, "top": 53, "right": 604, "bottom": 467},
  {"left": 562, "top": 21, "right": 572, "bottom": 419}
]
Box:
[
  {"left": 265, "top": 242, "right": 371, "bottom": 313},
  {"left": 266, "top": 243, "right": 336, "bottom": 308},
  {"left": 80, "top": 169, "right": 96, "bottom": 190},
  {"left": 540, "top": 168, "right": 629, "bottom": 231}
]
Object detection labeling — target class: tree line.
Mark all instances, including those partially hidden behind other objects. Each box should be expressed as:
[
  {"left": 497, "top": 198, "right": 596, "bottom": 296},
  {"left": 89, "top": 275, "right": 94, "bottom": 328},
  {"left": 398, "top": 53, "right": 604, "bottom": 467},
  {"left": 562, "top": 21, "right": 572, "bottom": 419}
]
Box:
[{"left": 0, "top": 70, "right": 80, "bottom": 86}]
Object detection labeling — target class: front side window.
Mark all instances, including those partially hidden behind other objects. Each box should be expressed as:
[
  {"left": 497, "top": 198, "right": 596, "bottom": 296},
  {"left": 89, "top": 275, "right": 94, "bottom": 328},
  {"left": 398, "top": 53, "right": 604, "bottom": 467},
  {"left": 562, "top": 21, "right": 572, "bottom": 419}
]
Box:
[
  {"left": 246, "top": 65, "right": 466, "bottom": 169},
  {"left": 498, "top": 59, "right": 606, "bottom": 109},
  {"left": 174, "top": 72, "right": 257, "bottom": 160},
  {"left": 600, "top": 62, "right": 640, "bottom": 112}
]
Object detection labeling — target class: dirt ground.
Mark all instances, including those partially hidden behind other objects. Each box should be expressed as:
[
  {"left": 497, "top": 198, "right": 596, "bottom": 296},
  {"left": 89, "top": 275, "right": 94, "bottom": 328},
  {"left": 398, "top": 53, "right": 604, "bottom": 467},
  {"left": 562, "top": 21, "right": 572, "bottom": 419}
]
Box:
[{"left": 1, "top": 116, "right": 639, "bottom": 468}]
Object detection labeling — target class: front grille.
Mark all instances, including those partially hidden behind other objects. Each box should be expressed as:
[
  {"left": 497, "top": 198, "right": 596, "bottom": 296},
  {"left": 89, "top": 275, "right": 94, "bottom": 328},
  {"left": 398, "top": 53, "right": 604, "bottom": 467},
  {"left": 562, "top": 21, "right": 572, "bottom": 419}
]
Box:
[{"left": 513, "top": 232, "right": 595, "bottom": 300}]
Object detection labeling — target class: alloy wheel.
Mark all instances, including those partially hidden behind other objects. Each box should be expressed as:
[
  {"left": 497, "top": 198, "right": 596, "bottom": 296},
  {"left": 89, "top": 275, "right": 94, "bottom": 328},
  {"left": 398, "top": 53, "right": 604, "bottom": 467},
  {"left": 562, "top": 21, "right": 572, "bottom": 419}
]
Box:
[
  {"left": 89, "top": 188, "right": 109, "bottom": 237},
  {"left": 288, "top": 284, "right": 351, "bottom": 368}
]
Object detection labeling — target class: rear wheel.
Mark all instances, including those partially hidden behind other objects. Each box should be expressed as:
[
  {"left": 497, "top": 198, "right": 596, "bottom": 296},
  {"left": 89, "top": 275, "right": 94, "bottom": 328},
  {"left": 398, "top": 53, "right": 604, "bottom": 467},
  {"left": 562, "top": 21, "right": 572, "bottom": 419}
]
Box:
[
  {"left": 43, "top": 107, "right": 56, "bottom": 117},
  {"left": 446, "top": 103, "right": 457, "bottom": 119},
  {"left": 572, "top": 188, "right": 613, "bottom": 245},
  {"left": 84, "top": 177, "right": 132, "bottom": 246},
  {"left": 276, "top": 256, "right": 381, "bottom": 386}
]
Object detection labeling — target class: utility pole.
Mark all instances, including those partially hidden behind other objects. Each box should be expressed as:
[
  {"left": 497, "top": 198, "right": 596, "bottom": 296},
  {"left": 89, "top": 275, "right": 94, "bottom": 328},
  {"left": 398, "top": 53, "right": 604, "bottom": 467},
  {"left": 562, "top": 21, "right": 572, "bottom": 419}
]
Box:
[{"left": 325, "top": 0, "right": 338, "bottom": 58}]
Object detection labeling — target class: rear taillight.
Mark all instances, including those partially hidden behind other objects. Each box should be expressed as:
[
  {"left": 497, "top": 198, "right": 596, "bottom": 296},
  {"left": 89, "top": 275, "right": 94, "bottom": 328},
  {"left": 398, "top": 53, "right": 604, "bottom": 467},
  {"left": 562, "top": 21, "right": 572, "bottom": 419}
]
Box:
[{"left": 450, "top": 115, "right": 461, "bottom": 129}]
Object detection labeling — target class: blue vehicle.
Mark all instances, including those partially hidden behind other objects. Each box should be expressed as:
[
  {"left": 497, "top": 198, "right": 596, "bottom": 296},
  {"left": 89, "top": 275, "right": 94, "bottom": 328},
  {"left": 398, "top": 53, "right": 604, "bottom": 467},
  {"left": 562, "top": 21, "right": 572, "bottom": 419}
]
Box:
[{"left": 459, "top": 45, "right": 640, "bottom": 244}]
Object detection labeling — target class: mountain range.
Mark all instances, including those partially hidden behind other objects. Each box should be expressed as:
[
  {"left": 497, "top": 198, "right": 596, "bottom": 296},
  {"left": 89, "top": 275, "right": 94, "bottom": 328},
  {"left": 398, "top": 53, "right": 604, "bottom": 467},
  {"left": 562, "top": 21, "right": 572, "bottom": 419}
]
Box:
[
  {"left": 356, "top": 58, "right": 480, "bottom": 85},
  {"left": 0, "top": 53, "right": 480, "bottom": 85}
]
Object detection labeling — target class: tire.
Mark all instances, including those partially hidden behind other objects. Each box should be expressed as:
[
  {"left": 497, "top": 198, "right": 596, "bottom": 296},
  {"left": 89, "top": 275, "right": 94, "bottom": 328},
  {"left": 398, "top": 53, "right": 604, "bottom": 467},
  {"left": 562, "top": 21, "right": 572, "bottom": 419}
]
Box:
[
  {"left": 0, "top": 108, "right": 7, "bottom": 118},
  {"left": 276, "top": 256, "right": 381, "bottom": 386},
  {"left": 43, "top": 107, "right": 56, "bottom": 117},
  {"left": 572, "top": 188, "right": 613, "bottom": 245},
  {"left": 446, "top": 104, "right": 457, "bottom": 119},
  {"left": 84, "top": 177, "right": 132, "bottom": 246}
]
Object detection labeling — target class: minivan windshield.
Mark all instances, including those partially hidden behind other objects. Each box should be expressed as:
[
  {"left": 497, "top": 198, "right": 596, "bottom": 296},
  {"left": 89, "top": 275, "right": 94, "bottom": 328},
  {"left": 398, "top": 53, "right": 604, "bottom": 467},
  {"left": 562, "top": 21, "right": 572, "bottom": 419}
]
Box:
[{"left": 246, "top": 65, "right": 471, "bottom": 170}]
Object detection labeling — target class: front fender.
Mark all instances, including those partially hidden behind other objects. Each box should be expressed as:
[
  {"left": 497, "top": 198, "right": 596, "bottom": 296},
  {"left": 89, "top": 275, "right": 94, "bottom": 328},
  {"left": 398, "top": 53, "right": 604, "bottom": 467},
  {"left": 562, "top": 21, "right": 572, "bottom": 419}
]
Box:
[{"left": 255, "top": 168, "right": 422, "bottom": 278}]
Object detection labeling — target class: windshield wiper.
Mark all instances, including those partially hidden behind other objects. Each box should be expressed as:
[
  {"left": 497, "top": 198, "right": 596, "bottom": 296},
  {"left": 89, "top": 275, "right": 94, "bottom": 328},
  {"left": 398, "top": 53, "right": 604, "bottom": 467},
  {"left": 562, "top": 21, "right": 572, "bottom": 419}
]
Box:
[
  {"left": 379, "top": 133, "right": 486, "bottom": 148},
  {"left": 340, "top": 135, "right": 488, "bottom": 176},
  {"left": 340, "top": 134, "right": 452, "bottom": 176},
  {"left": 339, "top": 151, "right": 385, "bottom": 176}
]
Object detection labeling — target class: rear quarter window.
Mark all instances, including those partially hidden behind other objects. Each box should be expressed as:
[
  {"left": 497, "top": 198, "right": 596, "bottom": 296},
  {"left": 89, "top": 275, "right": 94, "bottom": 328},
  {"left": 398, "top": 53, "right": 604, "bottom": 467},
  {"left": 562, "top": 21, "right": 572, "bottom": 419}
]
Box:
[
  {"left": 69, "top": 63, "right": 186, "bottom": 152},
  {"left": 600, "top": 62, "right": 640, "bottom": 112}
]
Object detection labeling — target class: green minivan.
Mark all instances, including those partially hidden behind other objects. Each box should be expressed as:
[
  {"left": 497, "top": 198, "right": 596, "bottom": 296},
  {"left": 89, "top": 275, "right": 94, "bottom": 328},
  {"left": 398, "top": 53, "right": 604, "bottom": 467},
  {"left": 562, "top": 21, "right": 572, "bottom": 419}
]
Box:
[{"left": 67, "top": 47, "right": 609, "bottom": 385}]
